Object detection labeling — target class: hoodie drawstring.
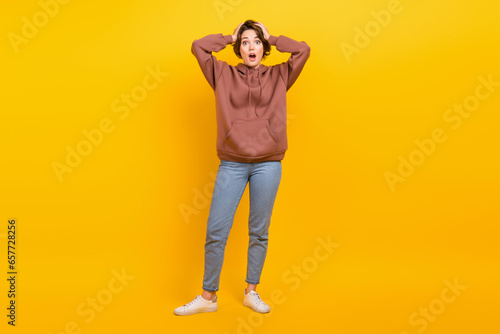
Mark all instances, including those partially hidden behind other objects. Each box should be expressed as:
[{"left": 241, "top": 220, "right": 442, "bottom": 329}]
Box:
[
  {"left": 246, "top": 74, "right": 252, "bottom": 117},
  {"left": 240, "top": 64, "right": 265, "bottom": 118},
  {"left": 255, "top": 73, "right": 263, "bottom": 117}
]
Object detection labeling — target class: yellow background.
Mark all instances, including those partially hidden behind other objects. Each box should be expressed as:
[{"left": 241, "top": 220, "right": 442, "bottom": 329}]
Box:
[{"left": 2, "top": 0, "right": 499, "bottom": 333}]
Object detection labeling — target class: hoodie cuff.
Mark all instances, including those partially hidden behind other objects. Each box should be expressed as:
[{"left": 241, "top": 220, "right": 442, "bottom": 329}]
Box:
[
  {"left": 267, "top": 35, "right": 278, "bottom": 45},
  {"left": 223, "top": 34, "right": 234, "bottom": 44}
]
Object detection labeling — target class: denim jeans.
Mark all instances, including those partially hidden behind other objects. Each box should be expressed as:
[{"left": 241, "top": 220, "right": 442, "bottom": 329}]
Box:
[{"left": 202, "top": 159, "right": 282, "bottom": 292}]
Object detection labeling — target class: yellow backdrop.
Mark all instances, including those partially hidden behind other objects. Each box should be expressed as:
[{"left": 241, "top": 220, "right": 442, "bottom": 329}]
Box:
[{"left": 2, "top": 0, "right": 499, "bottom": 333}]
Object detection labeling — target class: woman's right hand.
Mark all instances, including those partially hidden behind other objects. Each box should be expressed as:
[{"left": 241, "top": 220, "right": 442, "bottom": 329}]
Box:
[{"left": 232, "top": 23, "right": 243, "bottom": 43}]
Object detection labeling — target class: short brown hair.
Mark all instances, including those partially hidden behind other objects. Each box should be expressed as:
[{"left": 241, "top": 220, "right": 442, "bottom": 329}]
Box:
[{"left": 233, "top": 20, "right": 271, "bottom": 60}]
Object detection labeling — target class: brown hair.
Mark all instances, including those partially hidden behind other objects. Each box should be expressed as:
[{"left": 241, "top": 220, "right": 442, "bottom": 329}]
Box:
[{"left": 233, "top": 20, "right": 271, "bottom": 60}]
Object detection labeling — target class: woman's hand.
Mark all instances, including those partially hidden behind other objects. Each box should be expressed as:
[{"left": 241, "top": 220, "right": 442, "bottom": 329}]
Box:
[
  {"left": 255, "top": 22, "right": 270, "bottom": 40},
  {"left": 232, "top": 22, "right": 244, "bottom": 43}
]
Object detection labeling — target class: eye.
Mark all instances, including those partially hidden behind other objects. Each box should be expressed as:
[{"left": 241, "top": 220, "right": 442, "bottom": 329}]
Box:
[
  {"left": 255, "top": 40, "right": 261, "bottom": 44},
  {"left": 243, "top": 41, "right": 247, "bottom": 45}
]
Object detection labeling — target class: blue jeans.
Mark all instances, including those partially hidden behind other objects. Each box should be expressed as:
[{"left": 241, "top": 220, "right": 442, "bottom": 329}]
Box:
[{"left": 202, "top": 159, "right": 282, "bottom": 292}]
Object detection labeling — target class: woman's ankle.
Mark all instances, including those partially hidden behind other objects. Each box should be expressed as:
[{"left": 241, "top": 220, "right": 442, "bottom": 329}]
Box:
[
  {"left": 202, "top": 290, "right": 216, "bottom": 301},
  {"left": 245, "top": 283, "right": 257, "bottom": 295}
]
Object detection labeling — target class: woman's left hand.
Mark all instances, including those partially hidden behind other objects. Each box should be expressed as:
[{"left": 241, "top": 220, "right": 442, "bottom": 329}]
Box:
[{"left": 256, "top": 22, "right": 270, "bottom": 40}]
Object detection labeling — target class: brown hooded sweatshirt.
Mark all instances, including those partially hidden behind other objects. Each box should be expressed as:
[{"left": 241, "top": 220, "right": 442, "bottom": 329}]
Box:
[{"left": 191, "top": 33, "right": 310, "bottom": 162}]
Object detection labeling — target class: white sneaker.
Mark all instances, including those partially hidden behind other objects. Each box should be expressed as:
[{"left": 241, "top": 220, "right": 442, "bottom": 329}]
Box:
[
  {"left": 174, "top": 295, "right": 218, "bottom": 316},
  {"left": 243, "top": 290, "right": 270, "bottom": 313}
]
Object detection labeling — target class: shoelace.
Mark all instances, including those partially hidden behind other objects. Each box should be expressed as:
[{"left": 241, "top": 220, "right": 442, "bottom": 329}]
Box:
[
  {"left": 250, "top": 292, "right": 265, "bottom": 306},
  {"left": 184, "top": 296, "right": 202, "bottom": 308},
  {"left": 184, "top": 295, "right": 216, "bottom": 308}
]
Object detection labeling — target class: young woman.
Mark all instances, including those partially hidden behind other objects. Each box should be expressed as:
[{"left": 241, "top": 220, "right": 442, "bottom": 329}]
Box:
[{"left": 174, "top": 20, "right": 310, "bottom": 316}]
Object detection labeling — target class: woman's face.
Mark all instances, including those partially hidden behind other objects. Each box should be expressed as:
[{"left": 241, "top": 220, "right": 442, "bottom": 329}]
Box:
[{"left": 240, "top": 29, "right": 263, "bottom": 69}]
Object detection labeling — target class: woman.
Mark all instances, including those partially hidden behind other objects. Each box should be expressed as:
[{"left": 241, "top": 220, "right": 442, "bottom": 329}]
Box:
[{"left": 174, "top": 20, "right": 310, "bottom": 316}]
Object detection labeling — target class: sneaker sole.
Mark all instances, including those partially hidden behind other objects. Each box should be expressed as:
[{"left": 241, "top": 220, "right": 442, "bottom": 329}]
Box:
[{"left": 174, "top": 307, "right": 217, "bottom": 316}]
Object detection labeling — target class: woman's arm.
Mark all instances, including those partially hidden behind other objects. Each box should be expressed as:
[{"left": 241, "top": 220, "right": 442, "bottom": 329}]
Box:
[
  {"left": 191, "top": 34, "right": 232, "bottom": 90},
  {"left": 257, "top": 22, "right": 311, "bottom": 91},
  {"left": 191, "top": 23, "right": 243, "bottom": 90}
]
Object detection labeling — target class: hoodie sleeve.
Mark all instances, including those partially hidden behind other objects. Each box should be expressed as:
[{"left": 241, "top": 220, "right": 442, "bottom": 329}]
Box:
[
  {"left": 191, "top": 33, "right": 234, "bottom": 90},
  {"left": 268, "top": 35, "right": 311, "bottom": 91}
]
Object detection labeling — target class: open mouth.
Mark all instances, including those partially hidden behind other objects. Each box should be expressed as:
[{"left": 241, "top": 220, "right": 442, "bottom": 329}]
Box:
[{"left": 249, "top": 53, "right": 257, "bottom": 61}]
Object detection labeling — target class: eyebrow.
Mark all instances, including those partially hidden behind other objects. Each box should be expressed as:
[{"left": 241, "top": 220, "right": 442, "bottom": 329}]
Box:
[{"left": 241, "top": 36, "right": 261, "bottom": 40}]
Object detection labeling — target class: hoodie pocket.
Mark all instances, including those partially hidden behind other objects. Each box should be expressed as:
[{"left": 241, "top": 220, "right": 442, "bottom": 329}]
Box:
[{"left": 224, "top": 119, "right": 279, "bottom": 158}]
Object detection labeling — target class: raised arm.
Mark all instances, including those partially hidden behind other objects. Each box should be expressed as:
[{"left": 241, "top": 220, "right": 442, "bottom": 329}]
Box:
[
  {"left": 256, "top": 22, "right": 311, "bottom": 91},
  {"left": 191, "top": 34, "right": 232, "bottom": 90},
  {"left": 191, "top": 23, "right": 243, "bottom": 90}
]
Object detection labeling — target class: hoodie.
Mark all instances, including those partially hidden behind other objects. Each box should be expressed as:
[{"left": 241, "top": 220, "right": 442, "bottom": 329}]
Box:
[{"left": 191, "top": 33, "right": 310, "bottom": 162}]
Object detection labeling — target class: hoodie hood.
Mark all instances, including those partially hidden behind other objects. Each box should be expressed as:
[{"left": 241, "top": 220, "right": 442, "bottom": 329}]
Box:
[
  {"left": 236, "top": 63, "right": 269, "bottom": 117},
  {"left": 236, "top": 62, "right": 269, "bottom": 75}
]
